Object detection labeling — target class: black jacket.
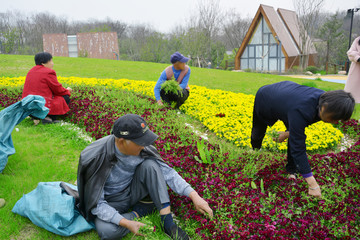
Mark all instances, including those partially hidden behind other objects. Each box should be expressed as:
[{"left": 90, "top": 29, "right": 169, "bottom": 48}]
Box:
[
  {"left": 254, "top": 81, "right": 324, "bottom": 174},
  {"left": 77, "top": 135, "right": 164, "bottom": 221}
]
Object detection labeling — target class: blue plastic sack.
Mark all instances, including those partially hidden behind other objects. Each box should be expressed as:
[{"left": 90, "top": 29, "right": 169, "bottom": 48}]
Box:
[
  {"left": 12, "top": 182, "right": 94, "bottom": 236},
  {"left": 0, "top": 95, "right": 49, "bottom": 173}
]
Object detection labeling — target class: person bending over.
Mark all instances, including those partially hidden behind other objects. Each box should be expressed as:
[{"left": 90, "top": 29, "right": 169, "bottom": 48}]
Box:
[{"left": 251, "top": 81, "right": 355, "bottom": 198}]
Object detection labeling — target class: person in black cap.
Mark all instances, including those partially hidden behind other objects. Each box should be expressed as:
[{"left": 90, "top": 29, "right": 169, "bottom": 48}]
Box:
[
  {"left": 251, "top": 81, "right": 355, "bottom": 199},
  {"left": 77, "top": 114, "right": 213, "bottom": 240},
  {"left": 154, "top": 52, "right": 191, "bottom": 108}
]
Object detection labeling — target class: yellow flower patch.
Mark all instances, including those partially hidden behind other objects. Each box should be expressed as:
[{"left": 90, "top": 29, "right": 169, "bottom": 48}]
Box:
[{"left": 0, "top": 76, "right": 343, "bottom": 151}]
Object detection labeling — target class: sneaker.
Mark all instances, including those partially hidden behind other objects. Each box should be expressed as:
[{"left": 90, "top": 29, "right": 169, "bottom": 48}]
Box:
[
  {"left": 0, "top": 198, "right": 6, "bottom": 208},
  {"left": 33, "top": 119, "right": 40, "bottom": 126},
  {"left": 288, "top": 174, "right": 296, "bottom": 179},
  {"left": 288, "top": 174, "right": 297, "bottom": 186},
  {"left": 165, "top": 224, "right": 189, "bottom": 240},
  {"left": 132, "top": 201, "right": 157, "bottom": 218},
  {"left": 42, "top": 117, "right": 53, "bottom": 124}
]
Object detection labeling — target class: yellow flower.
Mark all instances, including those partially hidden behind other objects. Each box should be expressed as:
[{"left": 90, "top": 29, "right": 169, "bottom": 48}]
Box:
[{"left": 0, "top": 76, "right": 343, "bottom": 151}]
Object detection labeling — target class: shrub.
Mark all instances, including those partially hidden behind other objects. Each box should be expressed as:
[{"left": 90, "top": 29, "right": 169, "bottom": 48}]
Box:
[{"left": 305, "top": 66, "right": 319, "bottom": 74}]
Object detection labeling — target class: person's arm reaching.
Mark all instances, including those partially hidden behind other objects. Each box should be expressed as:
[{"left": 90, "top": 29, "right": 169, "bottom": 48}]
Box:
[
  {"left": 347, "top": 37, "right": 360, "bottom": 63},
  {"left": 118, "top": 218, "right": 145, "bottom": 237},
  {"left": 91, "top": 190, "right": 146, "bottom": 235},
  {"left": 189, "top": 191, "right": 213, "bottom": 218},
  {"left": 157, "top": 160, "right": 213, "bottom": 218},
  {"left": 288, "top": 112, "right": 321, "bottom": 198},
  {"left": 154, "top": 71, "right": 167, "bottom": 102},
  {"left": 304, "top": 175, "right": 321, "bottom": 198},
  {"left": 46, "top": 71, "right": 71, "bottom": 96}
]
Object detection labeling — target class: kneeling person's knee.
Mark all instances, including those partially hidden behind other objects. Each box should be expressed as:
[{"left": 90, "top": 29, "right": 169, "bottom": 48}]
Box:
[{"left": 139, "top": 159, "right": 160, "bottom": 172}]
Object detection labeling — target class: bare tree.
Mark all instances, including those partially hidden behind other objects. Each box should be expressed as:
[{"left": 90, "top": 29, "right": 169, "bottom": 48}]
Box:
[
  {"left": 293, "top": 0, "right": 325, "bottom": 70},
  {"left": 119, "top": 23, "right": 155, "bottom": 61},
  {"left": 221, "top": 10, "right": 251, "bottom": 50},
  {"left": 195, "top": 0, "right": 222, "bottom": 61}
]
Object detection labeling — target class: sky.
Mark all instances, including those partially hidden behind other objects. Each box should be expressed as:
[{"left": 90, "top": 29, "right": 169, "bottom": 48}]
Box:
[{"left": 1, "top": 0, "right": 359, "bottom": 33}]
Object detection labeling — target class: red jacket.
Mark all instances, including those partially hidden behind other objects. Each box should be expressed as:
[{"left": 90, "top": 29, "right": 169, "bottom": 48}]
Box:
[{"left": 22, "top": 65, "right": 71, "bottom": 115}]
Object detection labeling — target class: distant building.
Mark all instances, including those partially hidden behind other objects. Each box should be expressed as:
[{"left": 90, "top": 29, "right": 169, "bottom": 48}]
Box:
[
  {"left": 234, "top": 4, "right": 317, "bottom": 72},
  {"left": 43, "top": 32, "right": 119, "bottom": 60}
]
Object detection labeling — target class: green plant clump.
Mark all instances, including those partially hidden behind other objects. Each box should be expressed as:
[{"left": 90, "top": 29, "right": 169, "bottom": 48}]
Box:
[{"left": 160, "top": 80, "right": 183, "bottom": 97}]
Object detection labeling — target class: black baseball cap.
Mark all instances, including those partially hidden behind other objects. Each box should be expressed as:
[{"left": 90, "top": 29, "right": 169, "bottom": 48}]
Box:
[
  {"left": 111, "top": 114, "right": 158, "bottom": 146},
  {"left": 170, "top": 52, "right": 189, "bottom": 64}
]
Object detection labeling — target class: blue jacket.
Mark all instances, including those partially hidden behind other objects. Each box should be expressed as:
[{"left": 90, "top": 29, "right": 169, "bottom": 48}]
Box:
[
  {"left": 254, "top": 81, "right": 324, "bottom": 175},
  {"left": 0, "top": 95, "right": 49, "bottom": 173}
]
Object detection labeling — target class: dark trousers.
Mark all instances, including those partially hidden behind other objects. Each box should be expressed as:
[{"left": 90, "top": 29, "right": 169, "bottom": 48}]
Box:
[
  {"left": 94, "top": 160, "right": 170, "bottom": 240},
  {"left": 48, "top": 95, "right": 71, "bottom": 121},
  {"left": 160, "top": 88, "right": 189, "bottom": 109},
  {"left": 251, "top": 108, "right": 297, "bottom": 174},
  {"left": 250, "top": 108, "right": 268, "bottom": 149},
  {"left": 285, "top": 141, "right": 297, "bottom": 174}
]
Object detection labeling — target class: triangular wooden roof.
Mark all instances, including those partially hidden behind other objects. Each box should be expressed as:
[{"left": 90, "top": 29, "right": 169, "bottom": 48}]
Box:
[
  {"left": 235, "top": 4, "right": 316, "bottom": 61},
  {"left": 277, "top": 8, "right": 317, "bottom": 55}
]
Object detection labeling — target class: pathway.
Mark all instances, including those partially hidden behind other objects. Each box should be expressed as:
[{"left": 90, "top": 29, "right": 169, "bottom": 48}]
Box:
[{"left": 285, "top": 75, "right": 347, "bottom": 84}]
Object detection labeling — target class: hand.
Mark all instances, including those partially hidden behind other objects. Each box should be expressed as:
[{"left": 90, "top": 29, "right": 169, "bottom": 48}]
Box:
[
  {"left": 66, "top": 87, "right": 73, "bottom": 93},
  {"left": 275, "top": 131, "right": 289, "bottom": 143},
  {"left": 119, "top": 219, "right": 145, "bottom": 236},
  {"left": 308, "top": 186, "right": 322, "bottom": 199},
  {"left": 305, "top": 176, "right": 322, "bottom": 199},
  {"left": 189, "top": 191, "right": 213, "bottom": 218},
  {"left": 157, "top": 100, "right": 163, "bottom": 106}
]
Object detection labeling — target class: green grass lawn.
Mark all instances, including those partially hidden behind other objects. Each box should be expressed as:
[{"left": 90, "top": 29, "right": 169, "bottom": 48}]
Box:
[
  {"left": 2, "top": 54, "right": 358, "bottom": 119},
  {"left": 0, "top": 54, "right": 346, "bottom": 94}
]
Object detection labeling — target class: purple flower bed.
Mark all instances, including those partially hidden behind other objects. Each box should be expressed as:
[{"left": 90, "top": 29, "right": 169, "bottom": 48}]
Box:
[
  {"left": 0, "top": 89, "right": 22, "bottom": 107},
  {"left": 1, "top": 87, "right": 360, "bottom": 239}
]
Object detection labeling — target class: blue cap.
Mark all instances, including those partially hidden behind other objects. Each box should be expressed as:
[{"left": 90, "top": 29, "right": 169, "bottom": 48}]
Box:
[{"left": 170, "top": 52, "right": 189, "bottom": 64}]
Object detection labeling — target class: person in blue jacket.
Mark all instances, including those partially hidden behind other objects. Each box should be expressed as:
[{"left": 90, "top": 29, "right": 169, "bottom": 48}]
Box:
[
  {"left": 154, "top": 52, "right": 190, "bottom": 108},
  {"left": 251, "top": 81, "right": 355, "bottom": 198}
]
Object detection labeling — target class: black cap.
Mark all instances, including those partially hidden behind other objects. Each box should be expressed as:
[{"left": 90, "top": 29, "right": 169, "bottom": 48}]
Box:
[{"left": 112, "top": 114, "right": 158, "bottom": 146}]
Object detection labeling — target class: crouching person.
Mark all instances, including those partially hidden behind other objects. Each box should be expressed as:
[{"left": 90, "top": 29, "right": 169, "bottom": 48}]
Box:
[
  {"left": 154, "top": 52, "right": 191, "bottom": 108},
  {"left": 22, "top": 52, "right": 72, "bottom": 124},
  {"left": 77, "top": 114, "right": 213, "bottom": 240}
]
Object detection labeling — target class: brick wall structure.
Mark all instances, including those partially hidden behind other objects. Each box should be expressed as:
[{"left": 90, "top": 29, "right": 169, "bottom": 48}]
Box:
[
  {"left": 76, "top": 32, "right": 119, "bottom": 59},
  {"left": 42, "top": 32, "right": 119, "bottom": 60},
  {"left": 43, "top": 33, "right": 69, "bottom": 57}
]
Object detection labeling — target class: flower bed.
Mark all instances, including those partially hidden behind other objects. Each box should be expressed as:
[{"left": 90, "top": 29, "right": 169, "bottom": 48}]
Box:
[
  {"left": 0, "top": 76, "right": 343, "bottom": 152},
  {"left": 1, "top": 85, "right": 359, "bottom": 239}
]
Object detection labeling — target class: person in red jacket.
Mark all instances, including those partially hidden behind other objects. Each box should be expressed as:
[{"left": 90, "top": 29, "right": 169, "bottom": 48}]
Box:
[{"left": 22, "top": 52, "right": 72, "bottom": 124}]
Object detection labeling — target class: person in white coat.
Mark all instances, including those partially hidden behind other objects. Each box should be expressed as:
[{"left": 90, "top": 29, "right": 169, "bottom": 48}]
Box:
[{"left": 345, "top": 36, "right": 360, "bottom": 103}]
